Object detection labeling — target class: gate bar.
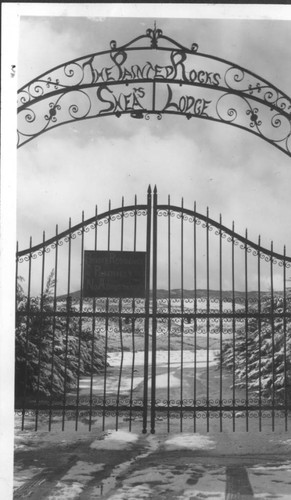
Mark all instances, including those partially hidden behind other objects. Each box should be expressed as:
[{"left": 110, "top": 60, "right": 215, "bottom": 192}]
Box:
[
  {"left": 151, "top": 186, "right": 158, "bottom": 434},
  {"left": 232, "top": 222, "right": 236, "bottom": 432},
  {"left": 129, "top": 195, "right": 138, "bottom": 432},
  {"left": 143, "top": 186, "right": 152, "bottom": 434},
  {"left": 180, "top": 197, "right": 184, "bottom": 432},
  {"left": 270, "top": 241, "right": 275, "bottom": 431},
  {"left": 193, "top": 203, "right": 197, "bottom": 433},
  {"left": 283, "top": 245, "right": 288, "bottom": 431},
  {"left": 116, "top": 197, "right": 125, "bottom": 431},
  {"left": 48, "top": 225, "right": 59, "bottom": 431},
  {"left": 219, "top": 215, "right": 223, "bottom": 432},
  {"left": 245, "top": 230, "right": 249, "bottom": 432},
  {"left": 23, "top": 238, "right": 33, "bottom": 430},
  {"left": 62, "top": 218, "right": 72, "bottom": 431},
  {"left": 34, "top": 232, "right": 45, "bottom": 431},
  {"left": 89, "top": 208, "right": 98, "bottom": 431},
  {"left": 258, "top": 235, "right": 262, "bottom": 431},
  {"left": 206, "top": 208, "right": 210, "bottom": 432},
  {"left": 167, "top": 195, "right": 171, "bottom": 433},
  {"left": 76, "top": 212, "right": 85, "bottom": 431},
  {"left": 102, "top": 201, "right": 111, "bottom": 431}
]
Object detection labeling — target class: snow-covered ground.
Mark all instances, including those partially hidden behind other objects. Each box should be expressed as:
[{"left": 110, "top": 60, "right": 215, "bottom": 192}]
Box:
[
  {"left": 79, "top": 349, "right": 217, "bottom": 393},
  {"left": 108, "top": 349, "right": 217, "bottom": 368}
]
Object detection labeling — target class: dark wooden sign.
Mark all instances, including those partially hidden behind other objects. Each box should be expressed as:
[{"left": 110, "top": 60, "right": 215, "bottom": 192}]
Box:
[{"left": 83, "top": 250, "right": 146, "bottom": 298}]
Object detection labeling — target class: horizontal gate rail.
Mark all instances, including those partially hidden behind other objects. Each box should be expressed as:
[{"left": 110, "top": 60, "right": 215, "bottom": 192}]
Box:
[
  {"left": 16, "top": 403, "right": 291, "bottom": 412},
  {"left": 16, "top": 311, "right": 291, "bottom": 320},
  {"left": 153, "top": 404, "right": 291, "bottom": 412}
]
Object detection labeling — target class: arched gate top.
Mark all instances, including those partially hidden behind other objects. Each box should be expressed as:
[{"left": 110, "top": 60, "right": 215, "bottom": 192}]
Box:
[
  {"left": 17, "top": 26, "right": 291, "bottom": 156},
  {"left": 16, "top": 189, "right": 291, "bottom": 265}
]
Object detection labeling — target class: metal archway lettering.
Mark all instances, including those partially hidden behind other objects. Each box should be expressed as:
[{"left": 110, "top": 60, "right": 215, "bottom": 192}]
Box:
[{"left": 18, "top": 25, "right": 291, "bottom": 156}]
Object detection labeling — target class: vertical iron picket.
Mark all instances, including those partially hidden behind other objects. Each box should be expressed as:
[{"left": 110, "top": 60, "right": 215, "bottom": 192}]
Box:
[
  {"left": 232, "top": 222, "right": 236, "bottom": 431},
  {"left": 180, "top": 198, "right": 184, "bottom": 432},
  {"left": 62, "top": 219, "right": 72, "bottom": 431},
  {"left": 116, "top": 197, "right": 125, "bottom": 431},
  {"left": 283, "top": 246, "right": 288, "bottom": 431},
  {"left": 258, "top": 236, "right": 262, "bottom": 431},
  {"left": 35, "top": 233, "right": 46, "bottom": 431},
  {"left": 270, "top": 242, "right": 275, "bottom": 431},
  {"left": 129, "top": 295, "right": 136, "bottom": 432},
  {"left": 22, "top": 237, "right": 32, "bottom": 430},
  {"left": 206, "top": 208, "right": 210, "bottom": 432},
  {"left": 193, "top": 203, "right": 197, "bottom": 433},
  {"left": 15, "top": 241, "right": 19, "bottom": 301},
  {"left": 102, "top": 201, "right": 111, "bottom": 431},
  {"left": 245, "top": 230, "right": 249, "bottom": 432},
  {"left": 167, "top": 195, "right": 171, "bottom": 433},
  {"left": 48, "top": 226, "right": 59, "bottom": 431},
  {"left": 143, "top": 186, "right": 152, "bottom": 434},
  {"left": 219, "top": 215, "right": 223, "bottom": 432},
  {"left": 151, "top": 186, "right": 157, "bottom": 434},
  {"left": 129, "top": 195, "right": 138, "bottom": 431},
  {"left": 116, "top": 297, "right": 123, "bottom": 431},
  {"left": 15, "top": 242, "right": 19, "bottom": 419},
  {"left": 75, "top": 212, "right": 85, "bottom": 431},
  {"left": 89, "top": 207, "right": 98, "bottom": 431}
]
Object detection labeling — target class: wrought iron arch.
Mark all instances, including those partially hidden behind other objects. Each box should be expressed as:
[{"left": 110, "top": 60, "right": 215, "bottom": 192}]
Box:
[{"left": 18, "top": 26, "right": 291, "bottom": 156}]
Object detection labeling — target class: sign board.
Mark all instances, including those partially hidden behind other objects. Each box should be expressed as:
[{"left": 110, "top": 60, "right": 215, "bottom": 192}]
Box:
[{"left": 83, "top": 251, "right": 146, "bottom": 298}]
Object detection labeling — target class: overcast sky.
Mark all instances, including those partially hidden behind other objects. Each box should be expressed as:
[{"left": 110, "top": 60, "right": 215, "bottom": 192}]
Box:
[
  {"left": 16, "top": 11, "right": 291, "bottom": 257},
  {"left": 12, "top": 6, "right": 291, "bottom": 292}
]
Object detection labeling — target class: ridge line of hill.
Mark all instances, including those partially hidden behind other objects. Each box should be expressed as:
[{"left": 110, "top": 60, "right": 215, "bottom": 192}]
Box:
[{"left": 57, "top": 289, "right": 277, "bottom": 300}]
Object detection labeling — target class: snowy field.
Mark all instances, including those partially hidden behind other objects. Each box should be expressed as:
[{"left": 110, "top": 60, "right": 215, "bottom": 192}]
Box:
[
  {"left": 108, "top": 349, "right": 217, "bottom": 368},
  {"left": 79, "top": 349, "right": 217, "bottom": 394}
]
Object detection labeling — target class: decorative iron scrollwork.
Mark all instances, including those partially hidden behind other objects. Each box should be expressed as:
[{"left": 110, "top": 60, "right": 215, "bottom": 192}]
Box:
[
  {"left": 156, "top": 204, "right": 291, "bottom": 266},
  {"left": 17, "top": 27, "right": 291, "bottom": 156},
  {"left": 17, "top": 204, "right": 148, "bottom": 261}
]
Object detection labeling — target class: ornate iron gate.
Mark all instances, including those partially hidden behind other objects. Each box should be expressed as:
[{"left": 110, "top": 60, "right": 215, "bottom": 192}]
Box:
[{"left": 16, "top": 187, "right": 291, "bottom": 433}]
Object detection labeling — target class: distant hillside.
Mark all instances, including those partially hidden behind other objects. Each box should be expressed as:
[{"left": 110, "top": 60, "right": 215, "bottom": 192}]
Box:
[{"left": 58, "top": 289, "right": 277, "bottom": 301}]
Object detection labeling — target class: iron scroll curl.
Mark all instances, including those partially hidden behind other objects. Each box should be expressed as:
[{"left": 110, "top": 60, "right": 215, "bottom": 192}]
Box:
[{"left": 17, "top": 27, "right": 291, "bottom": 157}]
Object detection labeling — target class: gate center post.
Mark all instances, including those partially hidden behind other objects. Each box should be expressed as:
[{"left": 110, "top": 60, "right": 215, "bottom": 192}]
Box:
[{"left": 143, "top": 186, "right": 152, "bottom": 433}]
